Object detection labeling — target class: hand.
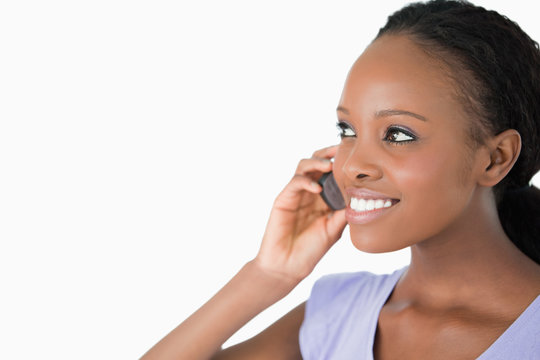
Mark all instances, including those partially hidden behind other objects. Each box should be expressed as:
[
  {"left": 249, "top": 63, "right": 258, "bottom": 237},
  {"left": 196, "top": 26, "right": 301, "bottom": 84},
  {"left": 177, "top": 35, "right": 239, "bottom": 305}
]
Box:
[{"left": 254, "top": 145, "right": 348, "bottom": 285}]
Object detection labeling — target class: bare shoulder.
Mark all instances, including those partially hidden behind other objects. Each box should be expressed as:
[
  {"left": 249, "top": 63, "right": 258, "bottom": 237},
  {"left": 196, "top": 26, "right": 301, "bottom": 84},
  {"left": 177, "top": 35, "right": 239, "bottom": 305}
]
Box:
[{"left": 212, "top": 302, "right": 305, "bottom": 360}]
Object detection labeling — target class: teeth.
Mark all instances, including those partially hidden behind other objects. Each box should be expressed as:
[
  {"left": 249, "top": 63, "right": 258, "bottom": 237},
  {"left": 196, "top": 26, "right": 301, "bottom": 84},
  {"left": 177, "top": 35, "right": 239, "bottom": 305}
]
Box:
[
  {"left": 350, "top": 197, "right": 395, "bottom": 212},
  {"left": 358, "top": 199, "right": 366, "bottom": 211},
  {"left": 366, "top": 199, "right": 375, "bottom": 211}
]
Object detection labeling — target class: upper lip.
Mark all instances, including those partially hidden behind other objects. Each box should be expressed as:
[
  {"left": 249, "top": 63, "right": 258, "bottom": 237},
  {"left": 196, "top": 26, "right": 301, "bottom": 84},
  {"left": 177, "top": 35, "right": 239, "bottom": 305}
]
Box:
[{"left": 346, "top": 187, "right": 399, "bottom": 200}]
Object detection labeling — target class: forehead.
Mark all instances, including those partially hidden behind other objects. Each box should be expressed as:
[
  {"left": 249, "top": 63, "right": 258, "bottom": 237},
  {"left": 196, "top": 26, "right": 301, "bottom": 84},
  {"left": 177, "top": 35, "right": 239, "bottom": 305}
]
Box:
[{"left": 339, "top": 35, "right": 464, "bottom": 122}]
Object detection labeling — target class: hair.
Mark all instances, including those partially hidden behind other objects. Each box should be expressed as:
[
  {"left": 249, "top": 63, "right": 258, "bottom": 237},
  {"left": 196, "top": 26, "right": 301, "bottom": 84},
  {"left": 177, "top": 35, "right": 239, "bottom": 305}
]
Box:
[{"left": 376, "top": 0, "right": 540, "bottom": 263}]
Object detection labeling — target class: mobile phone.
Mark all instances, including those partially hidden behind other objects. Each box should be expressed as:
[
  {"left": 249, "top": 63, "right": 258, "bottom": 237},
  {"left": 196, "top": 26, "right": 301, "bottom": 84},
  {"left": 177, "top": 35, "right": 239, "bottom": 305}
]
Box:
[{"left": 318, "top": 171, "right": 346, "bottom": 210}]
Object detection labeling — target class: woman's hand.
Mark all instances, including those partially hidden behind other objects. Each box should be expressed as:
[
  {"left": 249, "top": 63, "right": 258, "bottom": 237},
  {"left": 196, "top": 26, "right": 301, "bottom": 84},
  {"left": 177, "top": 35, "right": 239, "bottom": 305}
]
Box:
[
  {"left": 140, "top": 145, "right": 348, "bottom": 360},
  {"left": 254, "top": 145, "right": 348, "bottom": 285}
]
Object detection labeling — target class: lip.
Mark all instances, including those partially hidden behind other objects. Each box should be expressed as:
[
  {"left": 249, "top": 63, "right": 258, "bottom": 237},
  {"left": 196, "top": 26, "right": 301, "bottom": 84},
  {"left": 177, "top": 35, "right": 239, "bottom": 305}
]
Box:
[
  {"left": 345, "top": 187, "right": 399, "bottom": 200},
  {"left": 345, "top": 187, "right": 400, "bottom": 225},
  {"left": 345, "top": 203, "right": 399, "bottom": 224}
]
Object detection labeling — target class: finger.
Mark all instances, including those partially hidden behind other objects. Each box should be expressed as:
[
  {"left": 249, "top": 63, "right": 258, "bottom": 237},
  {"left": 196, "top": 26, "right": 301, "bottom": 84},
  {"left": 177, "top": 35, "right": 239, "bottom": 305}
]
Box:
[
  {"left": 312, "top": 144, "right": 339, "bottom": 159},
  {"left": 295, "top": 157, "right": 333, "bottom": 176},
  {"left": 325, "top": 209, "right": 347, "bottom": 244},
  {"left": 275, "top": 175, "right": 321, "bottom": 207},
  {"left": 295, "top": 209, "right": 346, "bottom": 261}
]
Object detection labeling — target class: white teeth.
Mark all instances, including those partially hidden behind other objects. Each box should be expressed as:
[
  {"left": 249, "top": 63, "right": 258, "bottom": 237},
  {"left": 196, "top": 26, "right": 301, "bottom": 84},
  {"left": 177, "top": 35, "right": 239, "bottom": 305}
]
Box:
[
  {"left": 358, "top": 199, "right": 366, "bottom": 211},
  {"left": 349, "top": 197, "right": 395, "bottom": 212},
  {"left": 366, "top": 199, "right": 375, "bottom": 211}
]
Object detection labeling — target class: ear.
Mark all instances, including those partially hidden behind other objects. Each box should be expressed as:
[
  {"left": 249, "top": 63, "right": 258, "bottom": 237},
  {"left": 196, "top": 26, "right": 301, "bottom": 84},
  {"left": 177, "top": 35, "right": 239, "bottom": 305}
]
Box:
[{"left": 477, "top": 129, "right": 521, "bottom": 187}]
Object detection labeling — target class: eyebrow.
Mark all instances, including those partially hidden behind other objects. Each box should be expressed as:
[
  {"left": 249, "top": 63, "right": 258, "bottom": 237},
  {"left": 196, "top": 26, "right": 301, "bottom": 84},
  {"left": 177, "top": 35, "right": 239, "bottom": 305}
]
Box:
[
  {"left": 336, "top": 106, "right": 428, "bottom": 122},
  {"left": 376, "top": 109, "right": 428, "bottom": 122},
  {"left": 336, "top": 106, "right": 350, "bottom": 115}
]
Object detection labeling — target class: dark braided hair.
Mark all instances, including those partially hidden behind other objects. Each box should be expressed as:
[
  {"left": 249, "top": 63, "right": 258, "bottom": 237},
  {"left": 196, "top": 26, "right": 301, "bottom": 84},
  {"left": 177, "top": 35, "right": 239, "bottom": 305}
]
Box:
[{"left": 377, "top": 0, "right": 540, "bottom": 263}]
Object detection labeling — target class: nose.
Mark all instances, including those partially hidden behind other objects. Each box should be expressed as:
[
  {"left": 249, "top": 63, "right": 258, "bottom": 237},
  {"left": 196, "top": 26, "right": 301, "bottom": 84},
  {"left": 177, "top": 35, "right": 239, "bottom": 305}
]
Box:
[{"left": 340, "top": 142, "right": 383, "bottom": 182}]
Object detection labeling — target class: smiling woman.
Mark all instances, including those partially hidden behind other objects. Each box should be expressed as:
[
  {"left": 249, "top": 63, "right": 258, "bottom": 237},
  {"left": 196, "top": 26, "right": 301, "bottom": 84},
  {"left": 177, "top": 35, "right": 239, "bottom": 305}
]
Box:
[
  {"left": 333, "top": 34, "right": 496, "bottom": 254},
  {"left": 140, "top": 1, "right": 540, "bottom": 359}
]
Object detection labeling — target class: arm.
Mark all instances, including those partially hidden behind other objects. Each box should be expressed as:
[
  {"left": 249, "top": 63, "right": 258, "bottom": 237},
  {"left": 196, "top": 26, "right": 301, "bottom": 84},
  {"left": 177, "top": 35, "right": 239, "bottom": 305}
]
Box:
[
  {"left": 140, "top": 145, "right": 347, "bottom": 360},
  {"left": 141, "top": 261, "right": 299, "bottom": 360},
  {"left": 212, "top": 302, "right": 306, "bottom": 360}
]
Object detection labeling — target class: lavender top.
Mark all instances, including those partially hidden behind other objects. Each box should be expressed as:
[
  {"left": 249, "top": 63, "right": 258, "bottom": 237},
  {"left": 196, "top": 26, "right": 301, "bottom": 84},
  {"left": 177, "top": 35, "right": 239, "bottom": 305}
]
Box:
[{"left": 299, "top": 266, "right": 540, "bottom": 359}]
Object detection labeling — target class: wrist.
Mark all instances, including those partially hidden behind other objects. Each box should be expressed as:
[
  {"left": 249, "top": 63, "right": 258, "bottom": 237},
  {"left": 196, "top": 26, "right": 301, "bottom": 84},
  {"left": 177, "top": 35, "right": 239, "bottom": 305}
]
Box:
[{"left": 244, "top": 259, "right": 301, "bottom": 296}]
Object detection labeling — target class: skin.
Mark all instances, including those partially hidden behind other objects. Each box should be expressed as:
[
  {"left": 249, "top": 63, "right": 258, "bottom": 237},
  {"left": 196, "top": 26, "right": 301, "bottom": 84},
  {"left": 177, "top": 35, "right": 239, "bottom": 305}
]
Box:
[
  {"left": 334, "top": 34, "right": 540, "bottom": 359},
  {"left": 140, "top": 34, "right": 540, "bottom": 360}
]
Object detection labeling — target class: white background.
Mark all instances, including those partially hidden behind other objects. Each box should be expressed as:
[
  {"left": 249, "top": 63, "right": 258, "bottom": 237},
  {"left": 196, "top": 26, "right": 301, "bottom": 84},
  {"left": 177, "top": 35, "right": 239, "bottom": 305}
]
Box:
[{"left": 1, "top": 1, "right": 538, "bottom": 359}]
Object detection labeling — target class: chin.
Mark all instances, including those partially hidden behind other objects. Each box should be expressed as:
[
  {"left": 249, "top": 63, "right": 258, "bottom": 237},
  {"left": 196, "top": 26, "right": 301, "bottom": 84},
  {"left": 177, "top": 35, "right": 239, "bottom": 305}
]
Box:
[{"left": 349, "top": 228, "right": 410, "bottom": 254}]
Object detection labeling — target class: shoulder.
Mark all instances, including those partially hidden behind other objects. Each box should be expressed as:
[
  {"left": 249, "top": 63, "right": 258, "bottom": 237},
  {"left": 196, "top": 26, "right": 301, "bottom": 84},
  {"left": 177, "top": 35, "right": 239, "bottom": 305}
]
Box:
[
  {"left": 477, "top": 295, "right": 540, "bottom": 359},
  {"left": 299, "top": 267, "right": 407, "bottom": 357},
  {"left": 305, "top": 271, "right": 379, "bottom": 315},
  {"left": 305, "top": 267, "right": 406, "bottom": 321}
]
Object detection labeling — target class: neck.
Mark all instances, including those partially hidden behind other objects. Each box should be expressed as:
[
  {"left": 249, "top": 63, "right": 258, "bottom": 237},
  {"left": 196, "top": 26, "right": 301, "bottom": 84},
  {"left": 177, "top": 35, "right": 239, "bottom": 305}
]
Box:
[{"left": 400, "top": 187, "right": 540, "bottom": 309}]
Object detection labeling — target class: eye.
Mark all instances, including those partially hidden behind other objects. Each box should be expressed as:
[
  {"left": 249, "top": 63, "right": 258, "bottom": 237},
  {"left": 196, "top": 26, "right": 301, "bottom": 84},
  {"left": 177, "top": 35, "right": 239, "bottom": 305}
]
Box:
[
  {"left": 383, "top": 126, "right": 416, "bottom": 145},
  {"left": 336, "top": 121, "right": 356, "bottom": 138}
]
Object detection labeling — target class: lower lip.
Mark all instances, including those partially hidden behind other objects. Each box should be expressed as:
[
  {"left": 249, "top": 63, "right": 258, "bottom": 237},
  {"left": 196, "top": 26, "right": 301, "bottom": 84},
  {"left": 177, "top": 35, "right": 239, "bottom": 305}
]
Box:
[{"left": 345, "top": 202, "right": 399, "bottom": 225}]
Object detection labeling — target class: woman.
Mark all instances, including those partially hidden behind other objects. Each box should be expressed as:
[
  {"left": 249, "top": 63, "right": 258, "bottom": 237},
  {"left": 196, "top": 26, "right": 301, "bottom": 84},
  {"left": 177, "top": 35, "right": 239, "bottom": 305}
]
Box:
[{"left": 142, "top": 0, "right": 540, "bottom": 358}]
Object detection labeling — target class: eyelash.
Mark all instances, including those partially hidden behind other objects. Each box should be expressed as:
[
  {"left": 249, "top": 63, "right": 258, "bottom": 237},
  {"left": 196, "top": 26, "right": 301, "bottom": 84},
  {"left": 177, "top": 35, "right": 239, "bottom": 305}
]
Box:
[{"left": 336, "top": 121, "right": 417, "bottom": 145}]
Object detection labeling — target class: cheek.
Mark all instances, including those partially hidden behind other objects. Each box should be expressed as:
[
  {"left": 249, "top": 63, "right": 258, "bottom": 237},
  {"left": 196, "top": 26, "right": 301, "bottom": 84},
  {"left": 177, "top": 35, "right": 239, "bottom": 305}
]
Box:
[
  {"left": 384, "top": 147, "right": 473, "bottom": 243},
  {"left": 332, "top": 143, "right": 350, "bottom": 191},
  {"left": 396, "top": 148, "right": 458, "bottom": 193},
  {"left": 396, "top": 143, "right": 473, "bottom": 204},
  {"left": 343, "top": 142, "right": 475, "bottom": 253}
]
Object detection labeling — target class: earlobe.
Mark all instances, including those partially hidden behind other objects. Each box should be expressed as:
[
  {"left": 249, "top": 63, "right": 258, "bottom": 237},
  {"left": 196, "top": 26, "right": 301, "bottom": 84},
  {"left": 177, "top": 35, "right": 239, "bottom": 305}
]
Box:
[{"left": 478, "top": 129, "right": 521, "bottom": 187}]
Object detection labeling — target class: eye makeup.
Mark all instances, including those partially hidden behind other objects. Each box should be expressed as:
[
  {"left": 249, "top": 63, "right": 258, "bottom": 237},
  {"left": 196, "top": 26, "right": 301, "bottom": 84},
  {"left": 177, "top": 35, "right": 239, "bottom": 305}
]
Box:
[
  {"left": 336, "top": 121, "right": 418, "bottom": 145},
  {"left": 336, "top": 121, "right": 356, "bottom": 138},
  {"left": 383, "top": 126, "right": 417, "bottom": 145}
]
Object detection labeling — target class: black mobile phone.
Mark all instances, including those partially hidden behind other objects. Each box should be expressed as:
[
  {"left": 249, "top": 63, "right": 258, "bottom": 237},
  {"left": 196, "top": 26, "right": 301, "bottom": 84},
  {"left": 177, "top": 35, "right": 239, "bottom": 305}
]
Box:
[{"left": 318, "top": 171, "right": 346, "bottom": 210}]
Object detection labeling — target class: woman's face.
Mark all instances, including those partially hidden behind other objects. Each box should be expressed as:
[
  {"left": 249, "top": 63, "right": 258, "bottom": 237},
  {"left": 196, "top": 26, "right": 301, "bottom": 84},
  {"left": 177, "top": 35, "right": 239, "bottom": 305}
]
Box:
[{"left": 333, "top": 35, "right": 484, "bottom": 253}]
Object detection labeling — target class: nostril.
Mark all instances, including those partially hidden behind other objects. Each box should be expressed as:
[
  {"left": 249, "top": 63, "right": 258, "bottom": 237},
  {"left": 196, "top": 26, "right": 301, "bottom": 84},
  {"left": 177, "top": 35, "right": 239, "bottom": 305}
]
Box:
[{"left": 356, "top": 173, "right": 368, "bottom": 179}]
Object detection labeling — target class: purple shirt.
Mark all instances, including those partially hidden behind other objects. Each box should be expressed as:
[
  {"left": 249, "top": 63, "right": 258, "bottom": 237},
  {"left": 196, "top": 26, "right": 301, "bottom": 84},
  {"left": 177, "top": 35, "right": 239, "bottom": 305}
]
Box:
[{"left": 299, "top": 267, "right": 540, "bottom": 359}]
